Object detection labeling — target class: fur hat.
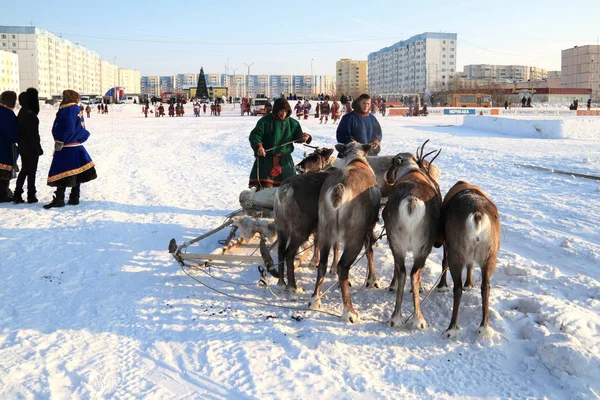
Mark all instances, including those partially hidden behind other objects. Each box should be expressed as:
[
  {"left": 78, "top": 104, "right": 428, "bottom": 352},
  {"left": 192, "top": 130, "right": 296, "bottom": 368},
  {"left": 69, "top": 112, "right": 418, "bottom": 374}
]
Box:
[
  {"left": 352, "top": 93, "right": 371, "bottom": 113},
  {"left": 26, "top": 88, "right": 39, "bottom": 115},
  {"left": 272, "top": 98, "right": 292, "bottom": 119},
  {"left": 18, "top": 92, "right": 29, "bottom": 109},
  {"left": 61, "top": 89, "right": 80, "bottom": 105},
  {"left": 0, "top": 91, "right": 17, "bottom": 108}
]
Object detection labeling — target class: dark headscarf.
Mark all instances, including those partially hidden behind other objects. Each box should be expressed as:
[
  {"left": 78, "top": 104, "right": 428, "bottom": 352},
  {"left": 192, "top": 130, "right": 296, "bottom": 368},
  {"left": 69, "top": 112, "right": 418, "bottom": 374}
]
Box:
[
  {"left": 352, "top": 93, "right": 371, "bottom": 113},
  {"left": 18, "top": 92, "right": 29, "bottom": 110},
  {"left": 272, "top": 98, "right": 292, "bottom": 120},
  {"left": 26, "top": 88, "right": 39, "bottom": 115}
]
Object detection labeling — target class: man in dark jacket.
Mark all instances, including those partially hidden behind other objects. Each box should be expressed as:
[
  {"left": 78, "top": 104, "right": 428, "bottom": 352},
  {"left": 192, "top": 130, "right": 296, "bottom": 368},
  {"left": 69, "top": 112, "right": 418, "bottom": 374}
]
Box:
[
  {"left": 0, "top": 91, "right": 19, "bottom": 202},
  {"left": 335, "top": 93, "right": 382, "bottom": 157},
  {"left": 14, "top": 89, "right": 43, "bottom": 204}
]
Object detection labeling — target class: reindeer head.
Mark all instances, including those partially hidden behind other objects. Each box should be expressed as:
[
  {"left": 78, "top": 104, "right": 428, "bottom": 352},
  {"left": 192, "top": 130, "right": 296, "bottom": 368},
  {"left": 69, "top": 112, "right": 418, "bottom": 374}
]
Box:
[
  {"left": 335, "top": 142, "right": 372, "bottom": 167},
  {"left": 295, "top": 147, "right": 335, "bottom": 174},
  {"left": 384, "top": 153, "right": 420, "bottom": 185}
]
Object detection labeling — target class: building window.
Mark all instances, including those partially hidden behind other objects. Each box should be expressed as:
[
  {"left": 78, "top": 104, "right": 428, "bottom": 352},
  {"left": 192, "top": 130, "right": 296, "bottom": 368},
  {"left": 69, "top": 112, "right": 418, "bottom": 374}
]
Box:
[{"left": 12, "top": 35, "right": 15, "bottom": 39}]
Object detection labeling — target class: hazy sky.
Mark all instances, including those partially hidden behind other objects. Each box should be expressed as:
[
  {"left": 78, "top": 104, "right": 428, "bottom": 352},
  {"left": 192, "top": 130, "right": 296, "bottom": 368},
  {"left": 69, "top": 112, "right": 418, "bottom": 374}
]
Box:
[{"left": 2, "top": 0, "right": 599, "bottom": 76}]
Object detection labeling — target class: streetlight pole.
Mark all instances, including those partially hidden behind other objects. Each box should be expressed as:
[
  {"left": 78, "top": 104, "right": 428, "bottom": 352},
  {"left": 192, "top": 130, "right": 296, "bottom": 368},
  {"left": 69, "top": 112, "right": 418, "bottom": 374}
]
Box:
[
  {"left": 243, "top": 62, "right": 254, "bottom": 97},
  {"left": 231, "top": 68, "right": 238, "bottom": 103}
]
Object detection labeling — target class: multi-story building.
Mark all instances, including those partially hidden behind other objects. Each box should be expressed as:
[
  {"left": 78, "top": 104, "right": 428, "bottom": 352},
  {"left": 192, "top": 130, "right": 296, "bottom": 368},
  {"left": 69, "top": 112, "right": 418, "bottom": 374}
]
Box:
[
  {"left": 0, "top": 50, "right": 20, "bottom": 93},
  {"left": 159, "top": 76, "right": 175, "bottom": 93},
  {"left": 175, "top": 73, "right": 197, "bottom": 91},
  {"left": 0, "top": 26, "right": 138, "bottom": 98},
  {"left": 140, "top": 76, "right": 160, "bottom": 97},
  {"left": 368, "top": 32, "right": 457, "bottom": 95},
  {"left": 547, "top": 70, "right": 561, "bottom": 79},
  {"left": 463, "top": 64, "right": 547, "bottom": 82},
  {"left": 119, "top": 69, "right": 141, "bottom": 94},
  {"left": 316, "top": 75, "right": 335, "bottom": 97},
  {"left": 269, "top": 75, "right": 292, "bottom": 98},
  {"left": 337, "top": 58, "right": 368, "bottom": 98},
  {"left": 561, "top": 45, "right": 600, "bottom": 101},
  {"left": 246, "top": 75, "right": 270, "bottom": 98}
]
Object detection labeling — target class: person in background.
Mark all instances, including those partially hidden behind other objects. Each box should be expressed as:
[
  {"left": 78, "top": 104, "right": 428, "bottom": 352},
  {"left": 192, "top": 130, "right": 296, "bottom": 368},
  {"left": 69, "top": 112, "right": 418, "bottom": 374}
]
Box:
[
  {"left": 331, "top": 99, "right": 341, "bottom": 124},
  {"left": 302, "top": 99, "right": 311, "bottom": 120},
  {"left": 587, "top": 98, "right": 592, "bottom": 110},
  {"left": 14, "top": 89, "right": 43, "bottom": 204},
  {"left": 85, "top": 104, "right": 91, "bottom": 118},
  {"left": 248, "top": 98, "right": 311, "bottom": 190},
  {"left": 336, "top": 93, "right": 382, "bottom": 157},
  {"left": 319, "top": 97, "right": 331, "bottom": 124},
  {"left": 0, "top": 91, "right": 19, "bottom": 202},
  {"left": 43, "top": 90, "right": 97, "bottom": 209},
  {"left": 104, "top": 103, "right": 108, "bottom": 114},
  {"left": 294, "top": 100, "right": 303, "bottom": 120}
]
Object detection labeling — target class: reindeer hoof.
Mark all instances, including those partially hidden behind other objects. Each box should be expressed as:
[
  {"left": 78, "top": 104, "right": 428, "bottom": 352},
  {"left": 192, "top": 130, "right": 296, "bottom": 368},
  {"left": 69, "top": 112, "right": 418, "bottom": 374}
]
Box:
[
  {"left": 411, "top": 317, "right": 428, "bottom": 330},
  {"left": 277, "top": 281, "right": 287, "bottom": 291},
  {"left": 445, "top": 327, "right": 460, "bottom": 339},
  {"left": 389, "top": 315, "right": 403, "bottom": 329},
  {"left": 286, "top": 285, "right": 304, "bottom": 294},
  {"left": 477, "top": 325, "right": 494, "bottom": 337},
  {"left": 308, "top": 297, "right": 321, "bottom": 311},
  {"left": 367, "top": 278, "right": 381, "bottom": 289},
  {"left": 342, "top": 308, "right": 360, "bottom": 324},
  {"left": 437, "top": 285, "right": 450, "bottom": 293},
  {"left": 463, "top": 284, "right": 476, "bottom": 291},
  {"left": 388, "top": 283, "right": 397, "bottom": 292}
]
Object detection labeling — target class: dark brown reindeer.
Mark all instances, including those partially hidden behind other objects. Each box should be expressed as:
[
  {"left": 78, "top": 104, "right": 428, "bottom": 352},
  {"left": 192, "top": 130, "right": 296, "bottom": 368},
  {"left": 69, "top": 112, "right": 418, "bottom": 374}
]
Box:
[
  {"left": 273, "top": 148, "right": 336, "bottom": 292},
  {"left": 440, "top": 181, "right": 501, "bottom": 338},
  {"left": 308, "top": 142, "right": 381, "bottom": 323},
  {"left": 382, "top": 141, "right": 442, "bottom": 329}
]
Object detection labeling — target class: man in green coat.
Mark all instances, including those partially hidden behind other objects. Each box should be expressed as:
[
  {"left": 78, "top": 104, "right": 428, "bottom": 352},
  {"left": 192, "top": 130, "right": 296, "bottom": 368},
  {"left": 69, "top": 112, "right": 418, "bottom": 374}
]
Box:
[{"left": 249, "top": 98, "right": 311, "bottom": 189}]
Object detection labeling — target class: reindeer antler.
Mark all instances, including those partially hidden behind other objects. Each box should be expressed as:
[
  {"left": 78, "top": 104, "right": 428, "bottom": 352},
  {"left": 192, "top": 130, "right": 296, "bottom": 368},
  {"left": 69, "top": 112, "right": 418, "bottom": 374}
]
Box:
[{"left": 416, "top": 140, "right": 442, "bottom": 201}]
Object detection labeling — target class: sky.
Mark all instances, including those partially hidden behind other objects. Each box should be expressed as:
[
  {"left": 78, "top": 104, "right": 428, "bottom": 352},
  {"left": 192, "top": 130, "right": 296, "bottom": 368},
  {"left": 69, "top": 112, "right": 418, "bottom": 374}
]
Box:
[{"left": 2, "top": 0, "right": 600, "bottom": 77}]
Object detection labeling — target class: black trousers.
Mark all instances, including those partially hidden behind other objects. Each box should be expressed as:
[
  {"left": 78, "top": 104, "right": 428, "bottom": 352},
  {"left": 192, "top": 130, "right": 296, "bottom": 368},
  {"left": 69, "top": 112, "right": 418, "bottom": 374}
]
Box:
[{"left": 15, "top": 153, "right": 39, "bottom": 196}]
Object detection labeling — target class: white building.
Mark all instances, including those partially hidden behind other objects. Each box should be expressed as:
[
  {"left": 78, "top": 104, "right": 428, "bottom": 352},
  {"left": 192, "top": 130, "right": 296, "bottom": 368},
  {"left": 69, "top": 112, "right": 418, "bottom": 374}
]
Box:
[
  {"left": 0, "top": 26, "right": 140, "bottom": 98},
  {"left": 463, "top": 64, "right": 547, "bottom": 82},
  {"left": 368, "top": 32, "right": 457, "bottom": 95},
  {"left": 119, "top": 68, "right": 141, "bottom": 94},
  {"left": 0, "top": 50, "right": 20, "bottom": 94}
]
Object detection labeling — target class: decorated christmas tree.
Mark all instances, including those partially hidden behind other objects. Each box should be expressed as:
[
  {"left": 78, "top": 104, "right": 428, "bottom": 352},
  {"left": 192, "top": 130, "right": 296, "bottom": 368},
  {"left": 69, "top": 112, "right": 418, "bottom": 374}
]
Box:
[{"left": 196, "top": 67, "right": 209, "bottom": 99}]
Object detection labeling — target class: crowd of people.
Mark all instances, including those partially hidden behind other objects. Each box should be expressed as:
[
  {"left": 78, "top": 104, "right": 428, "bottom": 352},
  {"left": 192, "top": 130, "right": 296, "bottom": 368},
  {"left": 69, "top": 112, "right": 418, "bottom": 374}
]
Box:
[{"left": 0, "top": 89, "right": 97, "bottom": 207}]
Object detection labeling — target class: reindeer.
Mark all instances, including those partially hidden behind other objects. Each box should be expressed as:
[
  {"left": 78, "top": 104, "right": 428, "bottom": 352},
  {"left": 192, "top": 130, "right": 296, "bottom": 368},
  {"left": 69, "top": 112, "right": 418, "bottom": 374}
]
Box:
[
  {"left": 295, "top": 147, "right": 336, "bottom": 174},
  {"left": 273, "top": 148, "right": 336, "bottom": 292},
  {"left": 308, "top": 142, "right": 381, "bottom": 323},
  {"left": 382, "top": 141, "right": 442, "bottom": 329},
  {"left": 440, "top": 181, "right": 501, "bottom": 338}
]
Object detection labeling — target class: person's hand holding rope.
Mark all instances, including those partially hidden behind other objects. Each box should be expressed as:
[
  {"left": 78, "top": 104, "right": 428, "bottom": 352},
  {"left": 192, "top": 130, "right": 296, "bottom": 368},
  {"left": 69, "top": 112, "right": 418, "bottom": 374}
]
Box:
[
  {"left": 296, "top": 133, "right": 312, "bottom": 144},
  {"left": 255, "top": 144, "right": 266, "bottom": 157}
]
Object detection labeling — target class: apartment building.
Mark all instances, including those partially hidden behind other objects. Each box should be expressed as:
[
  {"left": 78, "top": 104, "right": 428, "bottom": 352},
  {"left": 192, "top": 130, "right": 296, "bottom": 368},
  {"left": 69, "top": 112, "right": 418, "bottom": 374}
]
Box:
[
  {"left": 315, "top": 75, "right": 335, "bottom": 97},
  {"left": 0, "top": 26, "right": 140, "bottom": 98},
  {"left": 368, "top": 32, "right": 457, "bottom": 95},
  {"left": 336, "top": 58, "right": 368, "bottom": 98},
  {"left": 119, "top": 68, "right": 141, "bottom": 94},
  {"left": 175, "top": 73, "right": 197, "bottom": 91},
  {"left": 140, "top": 76, "right": 160, "bottom": 97},
  {"left": 463, "top": 64, "right": 547, "bottom": 82},
  {"left": 561, "top": 45, "right": 600, "bottom": 101},
  {"left": 0, "top": 50, "right": 20, "bottom": 93},
  {"left": 269, "top": 75, "right": 292, "bottom": 98}
]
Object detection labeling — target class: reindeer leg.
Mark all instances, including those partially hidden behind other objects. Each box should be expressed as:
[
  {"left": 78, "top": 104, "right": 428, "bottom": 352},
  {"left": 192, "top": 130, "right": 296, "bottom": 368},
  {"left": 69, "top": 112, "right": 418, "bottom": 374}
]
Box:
[
  {"left": 437, "top": 246, "right": 450, "bottom": 292},
  {"left": 338, "top": 244, "right": 363, "bottom": 323},
  {"left": 477, "top": 256, "right": 497, "bottom": 336},
  {"left": 463, "top": 263, "right": 475, "bottom": 290},
  {"left": 329, "top": 242, "right": 340, "bottom": 276},
  {"left": 308, "top": 233, "right": 319, "bottom": 269},
  {"left": 286, "top": 236, "right": 305, "bottom": 293},
  {"left": 445, "top": 262, "right": 464, "bottom": 339},
  {"left": 389, "top": 256, "right": 407, "bottom": 328},
  {"left": 366, "top": 231, "right": 381, "bottom": 288},
  {"left": 277, "top": 231, "right": 287, "bottom": 288},
  {"left": 308, "top": 242, "right": 330, "bottom": 310},
  {"left": 410, "top": 257, "right": 428, "bottom": 330}
]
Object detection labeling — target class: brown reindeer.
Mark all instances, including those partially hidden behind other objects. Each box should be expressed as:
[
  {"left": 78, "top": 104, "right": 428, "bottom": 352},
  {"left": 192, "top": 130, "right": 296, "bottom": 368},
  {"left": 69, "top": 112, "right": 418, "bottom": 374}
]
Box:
[
  {"left": 308, "top": 142, "right": 381, "bottom": 323},
  {"left": 382, "top": 141, "right": 442, "bottom": 329},
  {"left": 441, "top": 181, "right": 501, "bottom": 338},
  {"left": 273, "top": 148, "right": 336, "bottom": 292},
  {"left": 295, "top": 147, "right": 336, "bottom": 174}
]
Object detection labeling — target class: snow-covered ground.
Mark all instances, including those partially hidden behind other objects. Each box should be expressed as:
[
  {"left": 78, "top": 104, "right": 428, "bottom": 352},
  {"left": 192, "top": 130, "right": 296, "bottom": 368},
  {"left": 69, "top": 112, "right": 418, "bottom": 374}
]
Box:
[{"left": 1, "top": 103, "right": 599, "bottom": 399}]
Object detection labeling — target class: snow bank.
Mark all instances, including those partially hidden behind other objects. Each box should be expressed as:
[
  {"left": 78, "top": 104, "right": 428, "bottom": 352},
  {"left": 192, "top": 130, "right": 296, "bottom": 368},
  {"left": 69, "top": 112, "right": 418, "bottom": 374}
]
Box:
[{"left": 462, "top": 116, "right": 600, "bottom": 139}]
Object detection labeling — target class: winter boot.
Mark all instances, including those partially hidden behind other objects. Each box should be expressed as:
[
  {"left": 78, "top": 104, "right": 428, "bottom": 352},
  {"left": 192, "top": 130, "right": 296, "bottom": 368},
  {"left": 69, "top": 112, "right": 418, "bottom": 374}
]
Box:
[
  {"left": 0, "top": 181, "right": 13, "bottom": 203},
  {"left": 12, "top": 190, "right": 24, "bottom": 204},
  {"left": 43, "top": 187, "right": 66, "bottom": 209},
  {"left": 27, "top": 195, "right": 38, "bottom": 204},
  {"left": 68, "top": 184, "right": 80, "bottom": 206}
]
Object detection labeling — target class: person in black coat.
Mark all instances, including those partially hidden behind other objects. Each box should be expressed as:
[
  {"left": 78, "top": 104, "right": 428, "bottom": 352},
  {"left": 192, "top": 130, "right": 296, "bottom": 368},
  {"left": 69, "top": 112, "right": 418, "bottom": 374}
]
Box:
[{"left": 14, "top": 88, "right": 43, "bottom": 204}]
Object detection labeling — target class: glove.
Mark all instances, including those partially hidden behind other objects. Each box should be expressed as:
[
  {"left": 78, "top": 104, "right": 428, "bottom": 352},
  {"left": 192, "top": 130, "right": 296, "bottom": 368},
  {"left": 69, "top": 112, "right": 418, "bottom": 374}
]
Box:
[
  {"left": 296, "top": 133, "right": 312, "bottom": 144},
  {"left": 54, "top": 141, "right": 64, "bottom": 152},
  {"left": 256, "top": 145, "right": 266, "bottom": 157}
]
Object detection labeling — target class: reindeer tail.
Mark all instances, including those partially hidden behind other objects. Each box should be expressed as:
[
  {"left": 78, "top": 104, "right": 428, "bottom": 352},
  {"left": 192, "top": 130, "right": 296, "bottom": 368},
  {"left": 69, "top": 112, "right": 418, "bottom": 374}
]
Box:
[
  {"left": 466, "top": 211, "right": 489, "bottom": 238},
  {"left": 330, "top": 183, "right": 345, "bottom": 209}
]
